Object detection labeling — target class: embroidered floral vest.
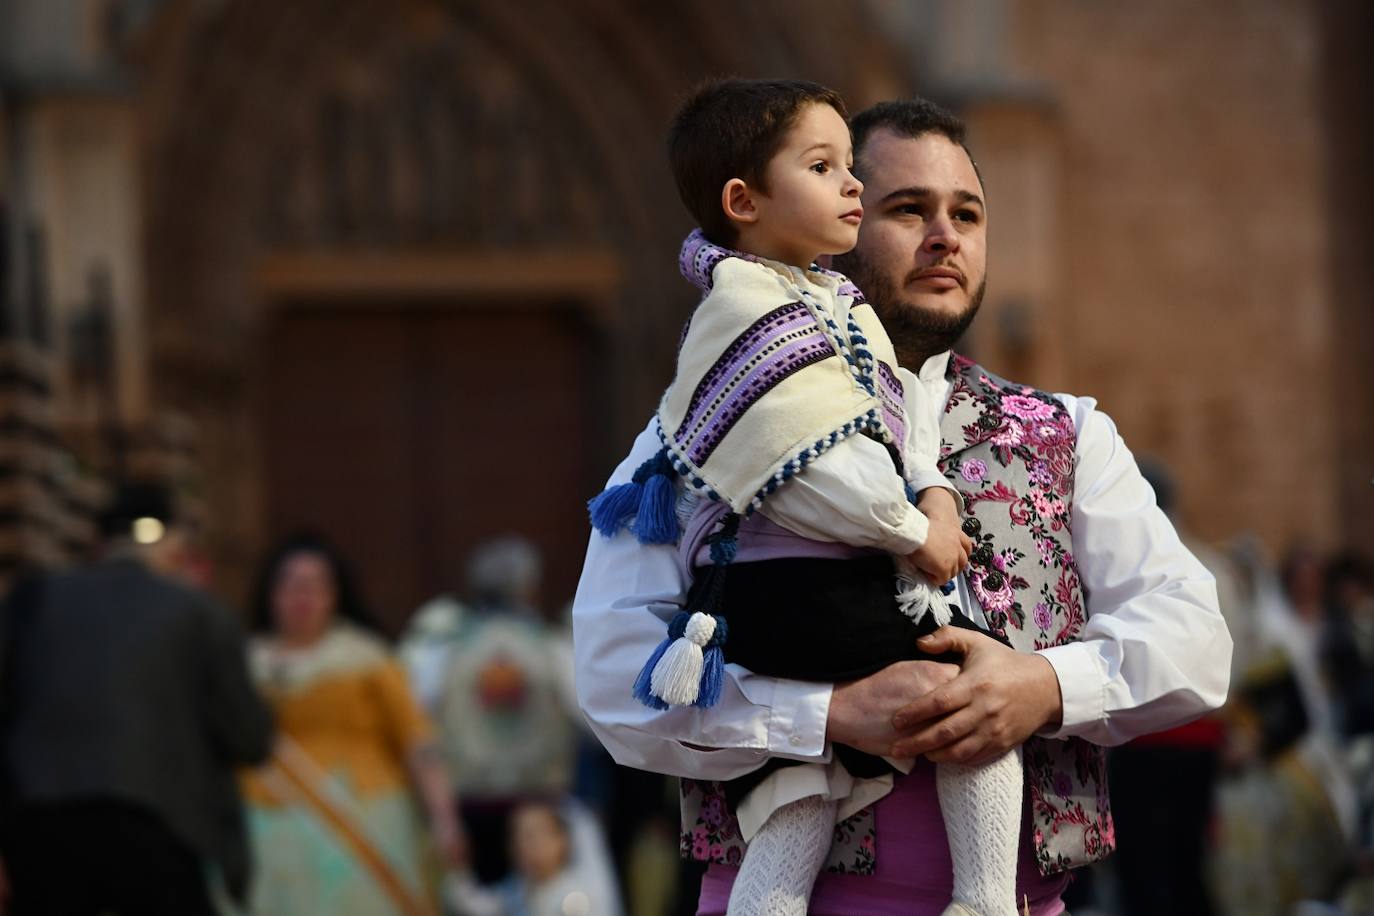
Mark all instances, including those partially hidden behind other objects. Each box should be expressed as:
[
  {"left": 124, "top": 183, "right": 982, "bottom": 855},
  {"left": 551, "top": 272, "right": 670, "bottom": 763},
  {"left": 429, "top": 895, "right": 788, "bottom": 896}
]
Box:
[{"left": 678, "top": 354, "right": 1115, "bottom": 877}]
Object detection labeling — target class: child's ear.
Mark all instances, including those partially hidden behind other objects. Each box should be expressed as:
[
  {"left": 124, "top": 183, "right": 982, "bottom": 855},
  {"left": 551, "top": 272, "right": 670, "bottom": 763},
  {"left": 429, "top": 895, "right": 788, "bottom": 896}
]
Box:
[{"left": 721, "top": 178, "right": 759, "bottom": 226}]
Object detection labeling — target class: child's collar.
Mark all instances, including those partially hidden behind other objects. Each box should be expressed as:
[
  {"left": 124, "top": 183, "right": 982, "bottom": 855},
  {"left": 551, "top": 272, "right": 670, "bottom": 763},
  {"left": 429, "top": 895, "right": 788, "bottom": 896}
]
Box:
[{"left": 677, "top": 228, "right": 843, "bottom": 295}]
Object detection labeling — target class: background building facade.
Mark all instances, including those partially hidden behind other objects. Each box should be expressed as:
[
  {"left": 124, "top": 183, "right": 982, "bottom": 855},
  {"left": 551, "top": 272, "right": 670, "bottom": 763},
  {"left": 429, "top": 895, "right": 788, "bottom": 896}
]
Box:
[{"left": 2, "top": 0, "right": 1369, "bottom": 626}]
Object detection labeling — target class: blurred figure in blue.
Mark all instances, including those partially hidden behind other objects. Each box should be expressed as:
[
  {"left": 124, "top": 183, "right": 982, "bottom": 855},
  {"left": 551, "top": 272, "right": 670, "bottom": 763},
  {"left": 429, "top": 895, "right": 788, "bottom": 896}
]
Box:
[{"left": 0, "top": 482, "right": 273, "bottom": 915}]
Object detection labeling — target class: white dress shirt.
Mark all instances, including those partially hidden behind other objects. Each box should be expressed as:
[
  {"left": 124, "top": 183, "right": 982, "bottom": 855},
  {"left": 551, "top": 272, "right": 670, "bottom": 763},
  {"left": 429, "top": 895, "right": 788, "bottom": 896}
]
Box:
[{"left": 571, "top": 352, "right": 1231, "bottom": 780}]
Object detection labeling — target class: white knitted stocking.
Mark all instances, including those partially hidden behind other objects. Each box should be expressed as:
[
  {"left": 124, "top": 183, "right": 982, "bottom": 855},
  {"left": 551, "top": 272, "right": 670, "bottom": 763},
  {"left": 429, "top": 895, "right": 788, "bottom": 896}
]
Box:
[
  {"left": 937, "top": 748, "right": 1024, "bottom": 916},
  {"left": 726, "top": 794, "right": 837, "bottom": 916}
]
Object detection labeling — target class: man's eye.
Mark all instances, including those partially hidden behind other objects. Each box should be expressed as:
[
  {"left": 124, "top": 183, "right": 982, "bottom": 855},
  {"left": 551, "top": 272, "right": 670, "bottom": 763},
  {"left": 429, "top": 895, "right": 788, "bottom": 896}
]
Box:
[
  {"left": 810, "top": 161, "right": 829, "bottom": 174},
  {"left": 896, "top": 204, "right": 924, "bottom": 216},
  {"left": 955, "top": 209, "right": 979, "bottom": 223}
]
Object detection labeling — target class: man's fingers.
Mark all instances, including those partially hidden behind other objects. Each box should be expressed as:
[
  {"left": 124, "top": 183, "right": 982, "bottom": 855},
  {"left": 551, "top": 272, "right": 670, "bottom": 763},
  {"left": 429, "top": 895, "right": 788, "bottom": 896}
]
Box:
[
  {"left": 891, "top": 672, "right": 972, "bottom": 730},
  {"left": 924, "top": 731, "right": 993, "bottom": 765},
  {"left": 890, "top": 705, "right": 981, "bottom": 758}
]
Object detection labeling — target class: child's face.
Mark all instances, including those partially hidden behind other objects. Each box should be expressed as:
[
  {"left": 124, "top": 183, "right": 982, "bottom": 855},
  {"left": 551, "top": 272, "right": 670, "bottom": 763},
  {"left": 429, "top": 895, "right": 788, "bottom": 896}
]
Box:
[
  {"left": 744, "top": 103, "right": 864, "bottom": 265},
  {"left": 510, "top": 803, "right": 570, "bottom": 884}
]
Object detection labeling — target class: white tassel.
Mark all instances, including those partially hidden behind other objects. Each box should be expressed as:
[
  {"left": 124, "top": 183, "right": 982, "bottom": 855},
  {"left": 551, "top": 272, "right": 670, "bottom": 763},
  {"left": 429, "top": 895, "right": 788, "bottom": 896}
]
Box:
[
  {"left": 895, "top": 560, "right": 953, "bottom": 628},
  {"left": 650, "top": 612, "right": 717, "bottom": 705}
]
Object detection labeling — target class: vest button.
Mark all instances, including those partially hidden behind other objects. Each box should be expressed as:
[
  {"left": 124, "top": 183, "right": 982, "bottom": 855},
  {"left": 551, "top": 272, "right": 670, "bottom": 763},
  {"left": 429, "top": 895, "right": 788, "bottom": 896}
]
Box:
[
  {"left": 982, "top": 570, "right": 1006, "bottom": 591},
  {"left": 961, "top": 517, "right": 982, "bottom": 537},
  {"left": 972, "top": 545, "right": 995, "bottom": 567},
  {"left": 978, "top": 412, "right": 1001, "bottom": 430}
]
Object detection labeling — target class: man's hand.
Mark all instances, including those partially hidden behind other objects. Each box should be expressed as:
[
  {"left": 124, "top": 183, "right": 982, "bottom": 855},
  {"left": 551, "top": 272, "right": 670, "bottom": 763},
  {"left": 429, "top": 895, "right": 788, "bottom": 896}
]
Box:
[
  {"left": 889, "top": 626, "right": 1064, "bottom": 765},
  {"left": 908, "top": 488, "right": 972, "bottom": 584},
  {"left": 826, "top": 657, "right": 960, "bottom": 756}
]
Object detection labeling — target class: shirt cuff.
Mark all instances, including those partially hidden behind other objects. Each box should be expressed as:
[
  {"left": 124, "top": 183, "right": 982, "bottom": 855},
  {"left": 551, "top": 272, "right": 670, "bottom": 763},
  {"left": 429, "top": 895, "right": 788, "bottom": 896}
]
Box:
[
  {"left": 876, "top": 504, "right": 930, "bottom": 555},
  {"left": 907, "top": 469, "right": 966, "bottom": 514},
  {"left": 738, "top": 673, "right": 832, "bottom": 761},
  {"left": 1034, "top": 642, "right": 1106, "bottom": 739}
]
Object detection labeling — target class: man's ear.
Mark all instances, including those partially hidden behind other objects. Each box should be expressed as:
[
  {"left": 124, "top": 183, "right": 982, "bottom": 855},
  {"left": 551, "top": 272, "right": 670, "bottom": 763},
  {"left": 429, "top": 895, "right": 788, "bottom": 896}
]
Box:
[{"left": 721, "top": 178, "right": 760, "bottom": 226}]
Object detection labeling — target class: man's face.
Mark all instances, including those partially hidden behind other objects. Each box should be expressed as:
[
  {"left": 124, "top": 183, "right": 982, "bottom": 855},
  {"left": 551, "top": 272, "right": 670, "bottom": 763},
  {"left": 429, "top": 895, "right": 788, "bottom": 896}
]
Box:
[{"left": 832, "top": 130, "right": 987, "bottom": 359}]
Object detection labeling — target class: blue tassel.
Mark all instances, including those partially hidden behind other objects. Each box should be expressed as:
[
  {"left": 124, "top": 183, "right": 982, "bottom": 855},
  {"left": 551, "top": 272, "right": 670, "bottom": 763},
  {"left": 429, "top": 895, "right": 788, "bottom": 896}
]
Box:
[
  {"left": 695, "top": 617, "right": 729, "bottom": 708},
  {"left": 588, "top": 481, "right": 643, "bottom": 537},
  {"left": 630, "top": 472, "right": 681, "bottom": 544},
  {"left": 696, "top": 646, "right": 724, "bottom": 708},
  {"left": 590, "top": 447, "right": 682, "bottom": 543},
  {"left": 632, "top": 638, "right": 673, "bottom": 709},
  {"left": 633, "top": 612, "right": 689, "bottom": 709}
]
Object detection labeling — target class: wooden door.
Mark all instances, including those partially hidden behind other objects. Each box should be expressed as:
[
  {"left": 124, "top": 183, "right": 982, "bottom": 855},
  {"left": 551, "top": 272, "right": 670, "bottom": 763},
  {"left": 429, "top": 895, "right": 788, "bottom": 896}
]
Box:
[{"left": 262, "top": 304, "right": 597, "bottom": 632}]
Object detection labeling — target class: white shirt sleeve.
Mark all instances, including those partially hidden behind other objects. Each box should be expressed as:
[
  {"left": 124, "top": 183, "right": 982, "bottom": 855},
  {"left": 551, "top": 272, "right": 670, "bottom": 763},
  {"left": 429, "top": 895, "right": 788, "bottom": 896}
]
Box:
[
  {"left": 758, "top": 434, "right": 930, "bottom": 555},
  {"left": 756, "top": 363, "right": 961, "bottom": 554},
  {"left": 572, "top": 421, "right": 833, "bottom": 780},
  {"left": 1035, "top": 394, "right": 1233, "bottom": 745}
]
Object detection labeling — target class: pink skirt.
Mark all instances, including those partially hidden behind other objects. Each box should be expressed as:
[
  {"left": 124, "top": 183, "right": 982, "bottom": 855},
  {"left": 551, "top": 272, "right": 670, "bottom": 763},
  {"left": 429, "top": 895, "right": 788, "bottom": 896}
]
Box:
[{"left": 696, "top": 758, "right": 1070, "bottom": 915}]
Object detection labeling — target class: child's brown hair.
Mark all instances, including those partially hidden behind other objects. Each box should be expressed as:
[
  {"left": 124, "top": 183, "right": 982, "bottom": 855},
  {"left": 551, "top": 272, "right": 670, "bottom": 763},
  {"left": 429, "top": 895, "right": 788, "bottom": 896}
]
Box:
[{"left": 667, "top": 78, "right": 847, "bottom": 246}]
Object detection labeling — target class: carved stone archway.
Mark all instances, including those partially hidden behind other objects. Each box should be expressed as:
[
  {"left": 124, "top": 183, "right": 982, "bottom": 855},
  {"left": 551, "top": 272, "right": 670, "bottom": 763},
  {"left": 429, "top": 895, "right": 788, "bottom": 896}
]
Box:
[{"left": 133, "top": 0, "right": 914, "bottom": 607}]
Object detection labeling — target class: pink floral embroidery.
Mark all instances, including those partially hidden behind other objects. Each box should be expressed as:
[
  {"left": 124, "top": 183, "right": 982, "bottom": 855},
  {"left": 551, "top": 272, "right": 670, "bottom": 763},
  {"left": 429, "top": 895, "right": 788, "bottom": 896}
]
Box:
[
  {"left": 971, "top": 569, "right": 1015, "bottom": 613},
  {"left": 1001, "top": 394, "right": 1058, "bottom": 421},
  {"left": 691, "top": 827, "right": 709, "bottom": 859},
  {"left": 1033, "top": 602, "right": 1053, "bottom": 631},
  {"left": 991, "top": 422, "right": 1025, "bottom": 447},
  {"left": 960, "top": 458, "right": 988, "bottom": 483}
]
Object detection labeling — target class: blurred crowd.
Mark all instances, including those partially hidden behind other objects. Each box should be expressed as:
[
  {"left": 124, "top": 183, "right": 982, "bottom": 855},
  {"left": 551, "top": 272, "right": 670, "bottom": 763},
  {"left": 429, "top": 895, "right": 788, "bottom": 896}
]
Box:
[
  {"left": 0, "top": 484, "right": 670, "bottom": 916},
  {"left": 1064, "top": 462, "right": 1374, "bottom": 916},
  {"left": 2, "top": 476, "right": 1374, "bottom": 916}
]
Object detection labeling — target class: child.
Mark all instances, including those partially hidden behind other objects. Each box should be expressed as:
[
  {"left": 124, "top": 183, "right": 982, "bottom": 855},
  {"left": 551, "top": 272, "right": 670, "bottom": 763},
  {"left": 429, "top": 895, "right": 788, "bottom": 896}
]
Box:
[
  {"left": 588, "top": 79, "right": 1021, "bottom": 916},
  {"left": 445, "top": 799, "right": 624, "bottom": 916}
]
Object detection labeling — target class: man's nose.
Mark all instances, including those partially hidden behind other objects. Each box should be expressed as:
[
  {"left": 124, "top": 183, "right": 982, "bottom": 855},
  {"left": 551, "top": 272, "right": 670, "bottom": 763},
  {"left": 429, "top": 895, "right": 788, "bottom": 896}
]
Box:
[{"left": 923, "top": 212, "right": 960, "bottom": 254}]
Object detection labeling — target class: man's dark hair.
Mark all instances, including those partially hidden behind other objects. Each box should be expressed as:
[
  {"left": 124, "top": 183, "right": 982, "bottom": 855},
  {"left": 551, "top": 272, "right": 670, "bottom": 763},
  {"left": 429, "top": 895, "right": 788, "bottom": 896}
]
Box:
[
  {"left": 98, "top": 480, "right": 176, "bottom": 540},
  {"left": 848, "top": 98, "right": 981, "bottom": 183},
  {"left": 668, "top": 78, "right": 847, "bottom": 246}
]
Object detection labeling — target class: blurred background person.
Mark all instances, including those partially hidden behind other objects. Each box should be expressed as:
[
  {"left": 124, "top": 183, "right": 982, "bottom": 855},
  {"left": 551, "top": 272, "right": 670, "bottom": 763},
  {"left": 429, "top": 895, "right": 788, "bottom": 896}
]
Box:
[
  {"left": 241, "top": 533, "right": 465, "bottom": 916},
  {"left": 399, "top": 536, "right": 580, "bottom": 886},
  {"left": 1094, "top": 460, "right": 1233, "bottom": 916},
  {"left": 445, "top": 798, "right": 624, "bottom": 916},
  {"left": 0, "top": 482, "right": 273, "bottom": 915},
  {"left": 1209, "top": 541, "right": 1357, "bottom": 915}
]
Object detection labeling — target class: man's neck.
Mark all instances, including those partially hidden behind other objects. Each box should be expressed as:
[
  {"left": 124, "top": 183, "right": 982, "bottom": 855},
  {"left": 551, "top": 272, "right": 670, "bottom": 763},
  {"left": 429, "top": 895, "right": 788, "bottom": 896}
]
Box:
[{"left": 894, "top": 343, "right": 948, "bottom": 376}]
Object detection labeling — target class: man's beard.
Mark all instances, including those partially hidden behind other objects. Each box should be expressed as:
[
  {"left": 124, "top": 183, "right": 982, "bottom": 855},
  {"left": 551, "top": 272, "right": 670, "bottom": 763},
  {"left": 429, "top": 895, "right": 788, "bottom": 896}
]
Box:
[{"left": 833, "top": 250, "right": 985, "bottom": 370}]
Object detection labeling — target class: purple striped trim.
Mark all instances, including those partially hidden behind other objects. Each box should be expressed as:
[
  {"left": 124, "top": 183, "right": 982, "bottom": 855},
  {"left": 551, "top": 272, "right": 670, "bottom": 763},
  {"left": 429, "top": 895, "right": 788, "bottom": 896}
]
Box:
[
  {"left": 876, "top": 361, "right": 906, "bottom": 449},
  {"left": 676, "top": 329, "right": 833, "bottom": 466},
  {"left": 680, "top": 302, "right": 823, "bottom": 437}
]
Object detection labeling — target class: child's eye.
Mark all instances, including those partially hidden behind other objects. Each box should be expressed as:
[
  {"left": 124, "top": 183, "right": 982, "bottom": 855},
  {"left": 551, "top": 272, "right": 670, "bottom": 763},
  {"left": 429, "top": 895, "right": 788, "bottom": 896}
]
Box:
[{"left": 810, "top": 161, "right": 829, "bottom": 175}]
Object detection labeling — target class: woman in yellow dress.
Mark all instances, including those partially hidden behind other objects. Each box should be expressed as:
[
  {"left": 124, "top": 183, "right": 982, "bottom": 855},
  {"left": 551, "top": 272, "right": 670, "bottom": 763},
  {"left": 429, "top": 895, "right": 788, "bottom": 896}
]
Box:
[{"left": 241, "top": 534, "right": 465, "bottom": 916}]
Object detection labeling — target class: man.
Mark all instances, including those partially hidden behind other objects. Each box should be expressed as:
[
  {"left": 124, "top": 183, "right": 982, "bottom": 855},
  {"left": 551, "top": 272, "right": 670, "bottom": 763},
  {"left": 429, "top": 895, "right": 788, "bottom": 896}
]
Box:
[
  {"left": 0, "top": 483, "right": 274, "bottom": 915},
  {"left": 573, "top": 98, "right": 1231, "bottom": 913}
]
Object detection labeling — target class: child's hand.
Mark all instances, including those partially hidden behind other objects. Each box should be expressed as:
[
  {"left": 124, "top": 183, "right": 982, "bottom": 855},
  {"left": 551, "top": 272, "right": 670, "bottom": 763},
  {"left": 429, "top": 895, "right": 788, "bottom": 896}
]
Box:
[{"left": 908, "top": 487, "right": 972, "bottom": 584}]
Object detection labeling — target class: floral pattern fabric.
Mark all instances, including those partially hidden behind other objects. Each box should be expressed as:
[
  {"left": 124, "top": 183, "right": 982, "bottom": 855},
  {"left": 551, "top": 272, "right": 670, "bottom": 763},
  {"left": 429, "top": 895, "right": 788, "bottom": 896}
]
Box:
[
  {"left": 940, "top": 354, "right": 1114, "bottom": 874},
  {"left": 678, "top": 355, "right": 1114, "bottom": 876}
]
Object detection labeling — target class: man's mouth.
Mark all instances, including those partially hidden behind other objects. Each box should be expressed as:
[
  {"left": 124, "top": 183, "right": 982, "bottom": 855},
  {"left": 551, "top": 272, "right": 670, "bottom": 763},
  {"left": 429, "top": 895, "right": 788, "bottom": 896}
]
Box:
[{"left": 909, "top": 266, "right": 964, "bottom": 290}]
